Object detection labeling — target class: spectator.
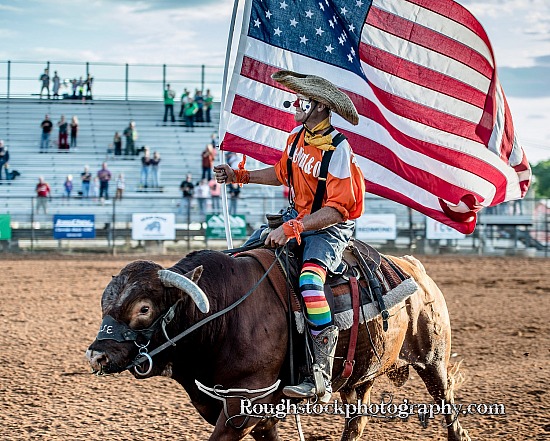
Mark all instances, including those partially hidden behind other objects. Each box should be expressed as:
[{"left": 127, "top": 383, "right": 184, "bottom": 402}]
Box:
[
  {"left": 163, "top": 84, "right": 176, "bottom": 123},
  {"left": 184, "top": 97, "right": 198, "bottom": 132},
  {"left": 77, "top": 76, "right": 84, "bottom": 98},
  {"left": 194, "top": 89, "right": 204, "bottom": 123},
  {"left": 179, "top": 88, "right": 190, "bottom": 119},
  {"left": 80, "top": 165, "right": 92, "bottom": 198},
  {"left": 35, "top": 176, "right": 51, "bottom": 214},
  {"left": 97, "top": 162, "right": 112, "bottom": 201},
  {"left": 39, "top": 68, "right": 50, "bottom": 99},
  {"left": 52, "top": 71, "right": 61, "bottom": 100},
  {"left": 85, "top": 74, "right": 93, "bottom": 99},
  {"left": 201, "top": 144, "right": 215, "bottom": 181},
  {"left": 123, "top": 121, "right": 138, "bottom": 156},
  {"left": 179, "top": 173, "right": 194, "bottom": 215},
  {"left": 229, "top": 183, "right": 240, "bottom": 216},
  {"left": 195, "top": 178, "right": 210, "bottom": 215},
  {"left": 225, "top": 151, "right": 242, "bottom": 169},
  {"left": 210, "top": 132, "right": 219, "bottom": 149},
  {"left": 209, "top": 177, "right": 221, "bottom": 213},
  {"left": 0, "top": 140, "right": 9, "bottom": 181},
  {"left": 91, "top": 176, "right": 100, "bottom": 201},
  {"left": 115, "top": 173, "right": 125, "bottom": 201},
  {"left": 40, "top": 114, "right": 53, "bottom": 152},
  {"left": 140, "top": 146, "right": 151, "bottom": 188},
  {"left": 204, "top": 89, "right": 214, "bottom": 123},
  {"left": 58, "top": 115, "right": 69, "bottom": 150},
  {"left": 70, "top": 116, "right": 79, "bottom": 149},
  {"left": 150, "top": 151, "right": 161, "bottom": 188},
  {"left": 113, "top": 131, "right": 122, "bottom": 156},
  {"left": 63, "top": 174, "right": 73, "bottom": 200},
  {"left": 71, "top": 78, "right": 78, "bottom": 98}
]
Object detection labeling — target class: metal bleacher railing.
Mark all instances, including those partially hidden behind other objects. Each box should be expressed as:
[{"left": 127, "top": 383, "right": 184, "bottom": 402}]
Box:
[{"left": 0, "top": 60, "right": 224, "bottom": 100}]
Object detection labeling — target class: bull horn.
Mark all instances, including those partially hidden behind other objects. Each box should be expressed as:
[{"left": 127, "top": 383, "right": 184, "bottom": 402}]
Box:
[{"left": 158, "top": 269, "right": 210, "bottom": 313}]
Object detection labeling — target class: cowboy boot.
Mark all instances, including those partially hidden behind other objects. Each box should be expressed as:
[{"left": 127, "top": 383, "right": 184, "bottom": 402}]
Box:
[{"left": 283, "top": 325, "right": 338, "bottom": 403}]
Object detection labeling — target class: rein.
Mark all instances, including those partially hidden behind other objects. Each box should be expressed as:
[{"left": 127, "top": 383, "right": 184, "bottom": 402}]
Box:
[{"left": 125, "top": 247, "right": 284, "bottom": 373}]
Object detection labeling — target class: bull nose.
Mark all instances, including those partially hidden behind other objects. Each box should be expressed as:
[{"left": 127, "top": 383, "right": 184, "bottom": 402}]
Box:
[{"left": 86, "top": 348, "right": 109, "bottom": 371}]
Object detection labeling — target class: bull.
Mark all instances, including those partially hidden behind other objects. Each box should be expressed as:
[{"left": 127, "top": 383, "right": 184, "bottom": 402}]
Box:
[{"left": 86, "top": 249, "right": 470, "bottom": 440}]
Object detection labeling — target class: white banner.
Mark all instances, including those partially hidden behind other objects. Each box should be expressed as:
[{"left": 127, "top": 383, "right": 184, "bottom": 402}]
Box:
[
  {"left": 426, "top": 217, "right": 466, "bottom": 240},
  {"left": 356, "top": 214, "right": 397, "bottom": 240},
  {"left": 132, "top": 213, "right": 176, "bottom": 240}
]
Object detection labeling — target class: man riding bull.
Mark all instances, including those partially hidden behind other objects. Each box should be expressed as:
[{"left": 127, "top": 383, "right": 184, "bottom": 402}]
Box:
[{"left": 214, "top": 70, "right": 365, "bottom": 402}]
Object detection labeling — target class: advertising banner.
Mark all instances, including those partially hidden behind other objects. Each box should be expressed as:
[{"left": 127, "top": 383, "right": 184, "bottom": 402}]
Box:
[
  {"left": 356, "top": 214, "right": 397, "bottom": 240},
  {"left": 132, "top": 213, "right": 175, "bottom": 240},
  {"left": 206, "top": 214, "right": 247, "bottom": 239},
  {"left": 0, "top": 214, "right": 11, "bottom": 240},
  {"left": 53, "top": 215, "right": 95, "bottom": 239},
  {"left": 426, "top": 217, "right": 466, "bottom": 240}
]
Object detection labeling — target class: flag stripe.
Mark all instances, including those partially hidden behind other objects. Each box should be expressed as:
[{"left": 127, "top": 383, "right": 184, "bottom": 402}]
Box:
[
  {"left": 366, "top": 5, "right": 493, "bottom": 80},
  {"left": 359, "top": 41, "right": 487, "bottom": 110}
]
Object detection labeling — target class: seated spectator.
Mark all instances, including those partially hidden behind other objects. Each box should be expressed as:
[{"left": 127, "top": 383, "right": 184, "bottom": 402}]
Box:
[{"left": 0, "top": 140, "right": 9, "bottom": 181}]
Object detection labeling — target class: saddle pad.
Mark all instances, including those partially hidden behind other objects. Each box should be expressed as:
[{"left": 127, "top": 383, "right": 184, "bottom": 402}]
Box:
[{"left": 331, "top": 257, "right": 418, "bottom": 331}]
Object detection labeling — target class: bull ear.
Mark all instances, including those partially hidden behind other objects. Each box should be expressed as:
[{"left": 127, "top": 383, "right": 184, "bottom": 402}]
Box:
[
  {"left": 185, "top": 265, "right": 203, "bottom": 284},
  {"left": 158, "top": 268, "right": 210, "bottom": 313}
]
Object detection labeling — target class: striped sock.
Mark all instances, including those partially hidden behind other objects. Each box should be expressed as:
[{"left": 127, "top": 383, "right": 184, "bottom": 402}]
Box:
[{"left": 300, "top": 262, "right": 331, "bottom": 335}]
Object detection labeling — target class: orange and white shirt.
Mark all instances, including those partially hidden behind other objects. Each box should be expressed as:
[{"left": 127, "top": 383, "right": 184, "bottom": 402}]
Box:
[{"left": 274, "top": 126, "right": 365, "bottom": 221}]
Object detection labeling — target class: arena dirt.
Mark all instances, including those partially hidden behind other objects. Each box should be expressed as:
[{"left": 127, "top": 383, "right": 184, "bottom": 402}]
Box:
[{"left": 0, "top": 253, "right": 548, "bottom": 440}]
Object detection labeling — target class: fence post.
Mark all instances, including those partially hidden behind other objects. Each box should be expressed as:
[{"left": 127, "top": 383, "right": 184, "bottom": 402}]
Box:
[
  {"left": 112, "top": 197, "right": 116, "bottom": 255},
  {"left": 546, "top": 203, "right": 549, "bottom": 258},
  {"left": 201, "top": 64, "right": 205, "bottom": 94},
  {"left": 162, "top": 64, "right": 166, "bottom": 92},
  {"left": 7, "top": 60, "right": 11, "bottom": 99},
  {"left": 86, "top": 62, "right": 89, "bottom": 78},
  {"left": 125, "top": 64, "right": 129, "bottom": 100},
  {"left": 187, "top": 199, "right": 191, "bottom": 251},
  {"left": 30, "top": 197, "right": 35, "bottom": 252}
]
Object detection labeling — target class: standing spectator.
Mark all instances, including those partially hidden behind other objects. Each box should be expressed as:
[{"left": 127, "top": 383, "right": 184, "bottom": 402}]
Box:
[
  {"left": 184, "top": 97, "right": 198, "bottom": 132},
  {"left": 70, "top": 116, "right": 79, "bottom": 148},
  {"left": 179, "top": 88, "right": 190, "bottom": 119},
  {"left": 209, "top": 132, "right": 219, "bottom": 149},
  {"left": 140, "top": 146, "right": 151, "bottom": 188},
  {"left": 80, "top": 165, "right": 92, "bottom": 198},
  {"left": 71, "top": 78, "right": 78, "bottom": 98},
  {"left": 229, "top": 183, "right": 240, "bottom": 216},
  {"left": 63, "top": 175, "right": 73, "bottom": 200},
  {"left": 0, "top": 140, "right": 9, "bottom": 181},
  {"left": 97, "top": 162, "right": 112, "bottom": 201},
  {"left": 52, "top": 71, "right": 61, "bottom": 99},
  {"left": 113, "top": 131, "right": 122, "bottom": 157},
  {"left": 201, "top": 144, "right": 215, "bottom": 181},
  {"left": 35, "top": 176, "right": 51, "bottom": 214},
  {"left": 194, "top": 89, "right": 204, "bottom": 123},
  {"left": 179, "top": 173, "right": 194, "bottom": 215},
  {"left": 85, "top": 74, "right": 94, "bottom": 99},
  {"left": 39, "top": 68, "right": 50, "bottom": 99},
  {"left": 77, "top": 76, "right": 84, "bottom": 98},
  {"left": 40, "top": 114, "right": 53, "bottom": 152},
  {"left": 115, "top": 173, "right": 125, "bottom": 201},
  {"left": 195, "top": 178, "right": 210, "bottom": 215},
  {"left": 163, "top": 84, "right": 176, "bottom": 123},
  {"left": 58, "top": 115, "right": 69, "bottom": 150},
  {"left": 150, "top": 151, "right": 161, "bottom": 188},
  {"left": 204, "top": 89, "right": 214, "bottom": 123},
  {"left": 209, "top": 177, "right": 221, "bottom": 213},
  {"left": 123, "top": 121, "right": 138, "bottom": 156}
]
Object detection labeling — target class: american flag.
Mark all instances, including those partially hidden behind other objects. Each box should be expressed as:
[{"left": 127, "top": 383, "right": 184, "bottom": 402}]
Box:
[{"left": 219, "top": 0, "right": 531, "bottom": 234}]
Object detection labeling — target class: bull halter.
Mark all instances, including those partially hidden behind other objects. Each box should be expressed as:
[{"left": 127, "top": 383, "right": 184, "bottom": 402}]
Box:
[{"left": 94, "top": 248, "right": 284, "bottom": 376}]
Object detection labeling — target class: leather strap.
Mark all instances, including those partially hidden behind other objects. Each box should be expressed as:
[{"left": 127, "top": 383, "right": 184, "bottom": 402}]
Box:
[{"left": 342, "top": 276, "right": 360, "bottom": 378}]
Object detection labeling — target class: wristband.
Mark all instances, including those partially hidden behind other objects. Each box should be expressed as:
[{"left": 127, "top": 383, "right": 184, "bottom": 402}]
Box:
[
  {"left": 233, "top": 169, "right": 250, "bottom": 185},
  {"left": 282, "top": 219, "right": 304, "bottom": 245}
]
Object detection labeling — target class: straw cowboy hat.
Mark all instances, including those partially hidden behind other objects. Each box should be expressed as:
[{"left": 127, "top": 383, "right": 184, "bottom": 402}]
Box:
[{"left": 271, "top": 70, "right": 359, "bottom": 126}]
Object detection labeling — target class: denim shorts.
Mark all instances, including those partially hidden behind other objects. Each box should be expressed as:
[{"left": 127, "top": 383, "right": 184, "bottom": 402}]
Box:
[{"left": 245, "top": 208, "right": 354, "bottom": 274}]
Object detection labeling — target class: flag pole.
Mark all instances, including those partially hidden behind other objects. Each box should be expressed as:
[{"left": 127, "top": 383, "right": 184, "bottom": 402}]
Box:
[{"left": 218, "top": 0, "right": 241, "bottom": 249}]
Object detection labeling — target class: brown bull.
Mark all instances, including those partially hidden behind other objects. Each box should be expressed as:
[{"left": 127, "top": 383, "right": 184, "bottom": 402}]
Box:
[{"left": 86, "top": 249, "right": 470, "bottom": 441}]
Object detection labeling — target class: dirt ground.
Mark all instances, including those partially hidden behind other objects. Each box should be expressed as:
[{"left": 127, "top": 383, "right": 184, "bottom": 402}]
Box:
[{"left": 0, "top": 253, "right": 548, "bottom": 441}]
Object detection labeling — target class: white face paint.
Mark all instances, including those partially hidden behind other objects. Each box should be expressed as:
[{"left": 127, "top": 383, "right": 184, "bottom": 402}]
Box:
[{"left": 293, "top": 94, "right": 315, "bottom": 123}]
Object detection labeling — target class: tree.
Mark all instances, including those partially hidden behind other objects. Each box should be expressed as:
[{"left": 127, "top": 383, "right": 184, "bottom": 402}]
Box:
[{"left": 532, "top": 160, "right": 550, "bottom": 198}]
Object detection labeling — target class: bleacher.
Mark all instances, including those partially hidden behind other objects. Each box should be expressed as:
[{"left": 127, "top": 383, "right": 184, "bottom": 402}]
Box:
[{"left": 0, "top": 98, "right": 282, "bottom": 224}]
